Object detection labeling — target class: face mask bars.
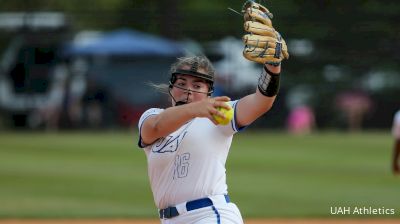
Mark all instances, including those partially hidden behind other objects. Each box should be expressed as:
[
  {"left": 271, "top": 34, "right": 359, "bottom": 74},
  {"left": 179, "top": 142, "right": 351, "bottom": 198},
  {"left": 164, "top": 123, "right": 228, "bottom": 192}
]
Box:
[{"left": 168, "top": 83, "right": 213, "bottom": 106}]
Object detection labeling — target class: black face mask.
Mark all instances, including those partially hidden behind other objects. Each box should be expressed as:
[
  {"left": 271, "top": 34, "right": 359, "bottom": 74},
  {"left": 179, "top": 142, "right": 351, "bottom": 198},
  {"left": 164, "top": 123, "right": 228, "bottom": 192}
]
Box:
[
  {"left": 169, "top": 67, "right": 214, "bottom": 96},
  {"left": 170, "top": 86, "right": 192, "bottom": 106},
  {"left": 168, "top": 66, "right": 214, "bottom": 106},
  {"left": 168, "top": 77, "right": 212, "bottom": 107}
]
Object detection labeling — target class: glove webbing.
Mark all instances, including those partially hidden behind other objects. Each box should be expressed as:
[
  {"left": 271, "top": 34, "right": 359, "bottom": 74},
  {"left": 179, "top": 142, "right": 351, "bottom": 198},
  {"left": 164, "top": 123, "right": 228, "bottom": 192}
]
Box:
[
  {"left": 258, "top": 66, "right": 280, "bottom": 97},
  {"left": 268, "top": 33, "right": 283, "bottom": 66}
]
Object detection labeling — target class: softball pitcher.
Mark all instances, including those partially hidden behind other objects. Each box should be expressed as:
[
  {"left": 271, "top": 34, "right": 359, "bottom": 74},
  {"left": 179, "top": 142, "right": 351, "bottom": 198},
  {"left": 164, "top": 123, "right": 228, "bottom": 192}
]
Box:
[{"left": 137, "top": 1, "right": 289, "bottom": 223}]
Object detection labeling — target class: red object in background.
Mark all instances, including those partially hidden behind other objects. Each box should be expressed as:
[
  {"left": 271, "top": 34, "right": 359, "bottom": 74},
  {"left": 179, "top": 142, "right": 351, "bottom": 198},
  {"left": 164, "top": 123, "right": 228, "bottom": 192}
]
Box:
[{"left": 116, "top": 102, "right": 146, "bottom": 127}]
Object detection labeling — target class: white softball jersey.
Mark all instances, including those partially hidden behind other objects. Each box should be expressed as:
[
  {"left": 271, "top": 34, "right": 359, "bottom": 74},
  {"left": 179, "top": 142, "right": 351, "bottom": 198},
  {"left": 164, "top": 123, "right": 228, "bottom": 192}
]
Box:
[{"left": 137, "top": 101, "right": 242, "bottom": 210}]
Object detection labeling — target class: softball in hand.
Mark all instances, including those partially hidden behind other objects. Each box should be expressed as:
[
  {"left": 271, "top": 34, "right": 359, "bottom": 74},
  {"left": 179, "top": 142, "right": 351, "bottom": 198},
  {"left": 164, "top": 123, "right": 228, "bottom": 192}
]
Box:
[{"left": 213, "top": 103, "right": 233, "bottom": 125}]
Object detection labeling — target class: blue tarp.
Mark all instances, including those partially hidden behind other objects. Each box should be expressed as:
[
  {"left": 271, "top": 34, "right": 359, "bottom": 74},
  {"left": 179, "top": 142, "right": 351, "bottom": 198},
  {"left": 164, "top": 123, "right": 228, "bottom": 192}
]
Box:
[{"left": 64, "top": 29, "right": 184, "bottom": 56}]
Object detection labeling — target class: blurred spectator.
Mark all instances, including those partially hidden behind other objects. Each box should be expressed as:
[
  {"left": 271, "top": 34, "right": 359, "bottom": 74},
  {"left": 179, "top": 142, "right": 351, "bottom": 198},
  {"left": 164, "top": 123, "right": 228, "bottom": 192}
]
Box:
[
  {"left": 81, "top": 78, "right": 110, "bottom": 128},
  {"left": 28, "top": 62, "right": 68, "bottom": 130},
  {"left": 335, "top": 90, "right": 372, "bottom": 132},
  {"left": 63, "top": 58, "right": 88, "bottom": 128},
  {"left": 392, "top": 109, "right": 400, "bottom": 175},
  {"left": 63, "top": 74, "right": 85, "bottom": 128},
  {"left": 287, "top": 105, "right": 316, "bottom": 135}
]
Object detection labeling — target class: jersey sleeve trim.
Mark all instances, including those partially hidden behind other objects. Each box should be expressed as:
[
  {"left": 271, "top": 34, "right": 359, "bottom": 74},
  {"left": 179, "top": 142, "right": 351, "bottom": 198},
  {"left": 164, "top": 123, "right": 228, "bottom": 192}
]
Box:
[
  {"left": 138, "top": 114, "right": 158, "bottom": 148},
  {"left": 137, "top": 108, "right": 163, "bottom": 149},
  {"left": 231, "top": 100, "right": 247, "bottom": 133}
]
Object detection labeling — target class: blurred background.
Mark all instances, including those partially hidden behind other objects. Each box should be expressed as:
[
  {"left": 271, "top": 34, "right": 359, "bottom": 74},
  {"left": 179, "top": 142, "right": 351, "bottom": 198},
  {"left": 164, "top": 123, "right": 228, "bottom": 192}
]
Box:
[
  {"left": 0, "top": 0, "right": 398, "bottom": 131},
  {"left": 0, "top": 0, "right": 399, "bottom": 221}
]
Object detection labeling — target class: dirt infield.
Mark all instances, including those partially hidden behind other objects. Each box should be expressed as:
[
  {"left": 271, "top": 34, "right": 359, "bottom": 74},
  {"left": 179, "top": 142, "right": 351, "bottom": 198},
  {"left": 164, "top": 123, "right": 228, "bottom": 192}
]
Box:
[{"left": 0, "top": 219, "right": 399, "bottom": 224}]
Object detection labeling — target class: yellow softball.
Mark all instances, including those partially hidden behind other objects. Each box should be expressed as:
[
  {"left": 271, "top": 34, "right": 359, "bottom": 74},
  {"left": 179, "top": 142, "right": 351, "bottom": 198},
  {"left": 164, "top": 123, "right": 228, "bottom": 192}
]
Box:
[{"left": 213, "top": 103, "right": 234, "bottom": 125}]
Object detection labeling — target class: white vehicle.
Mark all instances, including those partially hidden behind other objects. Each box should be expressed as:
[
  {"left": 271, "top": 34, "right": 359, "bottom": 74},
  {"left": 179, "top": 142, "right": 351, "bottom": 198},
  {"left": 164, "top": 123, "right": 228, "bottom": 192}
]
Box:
[{"left": 0, "top": 12, "right": 69, "bottom": 128}]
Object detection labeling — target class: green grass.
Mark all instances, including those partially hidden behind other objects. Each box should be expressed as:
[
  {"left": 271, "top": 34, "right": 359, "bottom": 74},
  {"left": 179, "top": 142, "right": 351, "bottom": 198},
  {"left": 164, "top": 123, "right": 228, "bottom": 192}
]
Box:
[{"left": 0, "top": 131, "right": 399, "bottom": 219}]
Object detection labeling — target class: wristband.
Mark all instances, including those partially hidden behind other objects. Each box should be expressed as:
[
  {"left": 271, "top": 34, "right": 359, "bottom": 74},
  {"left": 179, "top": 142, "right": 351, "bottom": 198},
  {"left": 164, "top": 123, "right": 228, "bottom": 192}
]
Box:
[{"left": 257, "top": 66, "right": 280, "bottom": 97}]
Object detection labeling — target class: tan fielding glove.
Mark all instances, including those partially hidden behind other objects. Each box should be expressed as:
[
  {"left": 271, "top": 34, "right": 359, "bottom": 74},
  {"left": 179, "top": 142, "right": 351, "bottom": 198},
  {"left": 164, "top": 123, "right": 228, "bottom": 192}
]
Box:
[{"left": 242, "top": 1, "right": 289, "bottom": 65}]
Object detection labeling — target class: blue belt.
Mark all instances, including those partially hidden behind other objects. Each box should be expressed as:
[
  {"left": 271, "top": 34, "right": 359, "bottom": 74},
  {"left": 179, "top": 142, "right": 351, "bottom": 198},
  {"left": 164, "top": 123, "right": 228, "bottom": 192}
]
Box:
[{"left": 159, "top": 195, "right": 230, "bottom": 219}]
